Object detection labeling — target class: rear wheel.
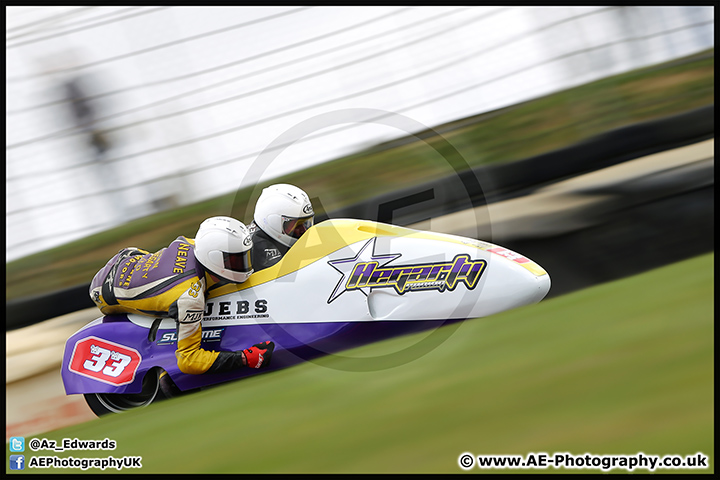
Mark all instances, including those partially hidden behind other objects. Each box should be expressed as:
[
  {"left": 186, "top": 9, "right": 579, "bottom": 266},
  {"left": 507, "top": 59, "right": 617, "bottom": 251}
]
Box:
[{"left": 84, "top": 368, "right": 164, "bottom": 417}]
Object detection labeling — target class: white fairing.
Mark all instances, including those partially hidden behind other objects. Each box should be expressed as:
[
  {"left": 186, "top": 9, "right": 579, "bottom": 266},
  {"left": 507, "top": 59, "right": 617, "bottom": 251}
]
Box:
[
  {"left": 148, "top": 219, "right": 551, "bottom": 328},
  {"left": 366, "top": 238, "right": 551, "bottom": 320}
]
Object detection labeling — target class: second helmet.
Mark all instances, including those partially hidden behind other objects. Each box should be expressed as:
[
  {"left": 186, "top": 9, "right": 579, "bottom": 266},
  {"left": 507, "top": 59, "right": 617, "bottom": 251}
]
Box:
[{"left": 253, "top": 184, "right": 314, "bottom": 247}]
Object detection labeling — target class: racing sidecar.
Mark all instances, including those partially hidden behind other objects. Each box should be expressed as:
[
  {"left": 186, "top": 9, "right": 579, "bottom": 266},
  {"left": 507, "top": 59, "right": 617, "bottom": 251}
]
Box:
[{"left": 62, "top": 219, "right": 551, "bottom": 415}]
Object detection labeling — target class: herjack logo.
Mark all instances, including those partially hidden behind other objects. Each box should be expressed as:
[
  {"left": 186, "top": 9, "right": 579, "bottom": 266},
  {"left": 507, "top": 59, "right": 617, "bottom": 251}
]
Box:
[{"left": 327, "top": 238, "right": 486, "bottom": 303}]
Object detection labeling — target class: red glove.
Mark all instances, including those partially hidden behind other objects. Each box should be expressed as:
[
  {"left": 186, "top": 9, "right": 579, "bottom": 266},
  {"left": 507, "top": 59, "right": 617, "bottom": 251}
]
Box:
[{"left": 242, "top": 341, "right": 275, "bottom": 369}]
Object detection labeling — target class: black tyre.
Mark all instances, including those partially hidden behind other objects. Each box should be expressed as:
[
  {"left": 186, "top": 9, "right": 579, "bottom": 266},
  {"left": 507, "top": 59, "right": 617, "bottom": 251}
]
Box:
[{"left": 84, "top": 368, "right": 164, "bottom": 417}]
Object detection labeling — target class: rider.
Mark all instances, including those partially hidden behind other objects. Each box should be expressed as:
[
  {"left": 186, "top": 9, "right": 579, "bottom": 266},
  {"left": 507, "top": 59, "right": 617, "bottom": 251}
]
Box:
[
  {"left": 249, "top": 184, "right": 315, "bottom": 271},
  {"left": 88, "top": 216, "right": 274, "bottom": 375}
]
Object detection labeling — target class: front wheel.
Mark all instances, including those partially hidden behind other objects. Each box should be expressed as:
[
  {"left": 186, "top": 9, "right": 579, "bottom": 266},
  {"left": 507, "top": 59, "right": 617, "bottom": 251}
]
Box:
[{"left": 84, "top": 368, "right": 164, "bottom": 417}]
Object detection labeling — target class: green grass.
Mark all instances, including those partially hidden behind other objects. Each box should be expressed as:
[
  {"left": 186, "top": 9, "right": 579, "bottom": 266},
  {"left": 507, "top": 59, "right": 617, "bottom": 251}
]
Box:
[
  {"left": 5, "top": 49, "right": 714, "bottom": 302},
  {"left": 14, "top": 252, "right": 713, "bottom": 474}
]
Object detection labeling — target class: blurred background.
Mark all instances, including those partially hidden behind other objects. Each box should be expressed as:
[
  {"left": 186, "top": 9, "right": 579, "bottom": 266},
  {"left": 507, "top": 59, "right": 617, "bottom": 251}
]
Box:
[
  {"left": 5, "top": 7, "right": 715, "bottom": 469},
  {"left": 6, "top": 6, "right": 714, "bottom": 261}
]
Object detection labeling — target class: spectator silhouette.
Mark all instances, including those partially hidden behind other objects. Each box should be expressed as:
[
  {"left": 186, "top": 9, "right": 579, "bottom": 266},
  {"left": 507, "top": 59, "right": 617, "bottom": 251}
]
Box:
[
  {"left": 61, "top": 75, "right": 127, "bottom": 222},
  {"left": 63, "top": 76, "right": 111, "bottom": 161}
]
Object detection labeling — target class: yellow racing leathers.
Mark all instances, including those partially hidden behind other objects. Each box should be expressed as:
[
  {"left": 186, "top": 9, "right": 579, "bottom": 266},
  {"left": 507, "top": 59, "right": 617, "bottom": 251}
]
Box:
[{"left": 88, "top": 237, "right": 249, "bottom": 374}]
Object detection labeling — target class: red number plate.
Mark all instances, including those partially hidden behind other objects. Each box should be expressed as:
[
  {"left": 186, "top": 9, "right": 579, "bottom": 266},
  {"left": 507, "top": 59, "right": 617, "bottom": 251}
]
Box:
[{"left": 68, "top": 336, "right": 142, "bottom": 386}]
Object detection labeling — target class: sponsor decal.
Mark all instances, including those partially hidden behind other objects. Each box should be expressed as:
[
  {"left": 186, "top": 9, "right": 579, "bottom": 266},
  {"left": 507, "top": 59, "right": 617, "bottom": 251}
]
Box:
[
  {"left": 302, "top": 203, "right": 314, "bottom": 215},
  {"left": 487, "top": 246, "right": 530, "bottom": 264},
  {"left": 68, "top": 337, "right": 141, "bottom": 386},
  {"left": 182, "top": 309, "right": 204, "bottom": 322},
  {"left": 203, "top": 299, "right": 269, "bottom": 321},
  {"left": 157, "top": 327, "right": 225, "bottom": 345},
  {"left": 140, "top": 251, "right": 162, "bottom": 279},
  {"left": 265, "top": 248, "right": 281, "bottom": 260},
  {"left": 327, "top": 238, "right": 487, "bottom": 303}
]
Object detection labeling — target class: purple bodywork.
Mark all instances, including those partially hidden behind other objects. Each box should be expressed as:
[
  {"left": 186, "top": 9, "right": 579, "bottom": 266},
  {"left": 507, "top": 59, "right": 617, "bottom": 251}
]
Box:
[{"left": 62, "top": 314, "right": 453, "bottom": 395}]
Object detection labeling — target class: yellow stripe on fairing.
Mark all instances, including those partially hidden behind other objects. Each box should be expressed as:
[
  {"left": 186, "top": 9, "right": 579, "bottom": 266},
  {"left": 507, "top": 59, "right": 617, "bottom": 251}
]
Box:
[{"left": 208, "top": 219, "right": 547, "bottom": 299}]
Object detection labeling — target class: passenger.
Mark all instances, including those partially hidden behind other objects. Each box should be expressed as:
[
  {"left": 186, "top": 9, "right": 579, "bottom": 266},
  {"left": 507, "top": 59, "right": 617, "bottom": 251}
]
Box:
[{"left": 249, "top": 184, "right": 315, "bottom": 271}]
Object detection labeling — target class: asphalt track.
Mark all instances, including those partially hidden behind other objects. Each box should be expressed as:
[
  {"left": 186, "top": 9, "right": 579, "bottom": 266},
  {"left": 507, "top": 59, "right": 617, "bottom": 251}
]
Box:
[{"left": 5, "top": 138, "right": 714, "bottom": 442}]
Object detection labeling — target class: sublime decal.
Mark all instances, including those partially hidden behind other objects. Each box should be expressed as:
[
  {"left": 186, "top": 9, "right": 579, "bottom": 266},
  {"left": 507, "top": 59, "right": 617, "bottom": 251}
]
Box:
[
  {"left": 328, "top": 238, "right": 487, "bottom": 303},
  {"left": 157, "top": 328, "right": 225, "bottom": 345}
]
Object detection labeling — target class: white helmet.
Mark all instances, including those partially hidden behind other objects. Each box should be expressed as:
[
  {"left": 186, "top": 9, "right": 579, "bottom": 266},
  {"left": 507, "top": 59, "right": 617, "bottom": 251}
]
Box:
[
  {"left": 253, "top": 184, "right": 314, "bottom": 247},
  {"left": 194, "top": 216, "right": 253, "bottom": 283}
]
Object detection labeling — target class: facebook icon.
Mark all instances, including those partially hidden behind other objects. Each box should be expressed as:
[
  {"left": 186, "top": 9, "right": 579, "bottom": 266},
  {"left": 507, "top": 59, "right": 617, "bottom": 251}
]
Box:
[{"left": 9, "top": 455, "right": 25, "bottom": 470}]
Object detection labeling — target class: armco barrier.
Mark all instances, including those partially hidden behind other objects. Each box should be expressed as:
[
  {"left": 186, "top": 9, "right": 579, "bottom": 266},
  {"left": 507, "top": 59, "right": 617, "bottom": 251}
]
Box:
[
  {"left": 5, "top": 105, "right": 714, "bottom": 330},
  {"left": 325, "top": 104, "right": 714, "bottom": 225},
  {"left": 6, "top": 284, "right": 95, "bottom": 330}
]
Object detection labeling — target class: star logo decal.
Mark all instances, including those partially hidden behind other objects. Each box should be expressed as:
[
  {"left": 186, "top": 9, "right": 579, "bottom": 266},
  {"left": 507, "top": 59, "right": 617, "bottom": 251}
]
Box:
[{"left": 327, "top": 238, "right": 401, "bottom": 303}]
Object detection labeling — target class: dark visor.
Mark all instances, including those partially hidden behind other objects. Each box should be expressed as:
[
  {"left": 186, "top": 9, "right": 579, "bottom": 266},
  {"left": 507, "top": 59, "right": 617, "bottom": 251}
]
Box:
[
  {"left": 222, "top": 250, "right": 252, "bottom": 272},
  {"left": 281, "top": 216, "right": 314, "bottom": 239}
]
